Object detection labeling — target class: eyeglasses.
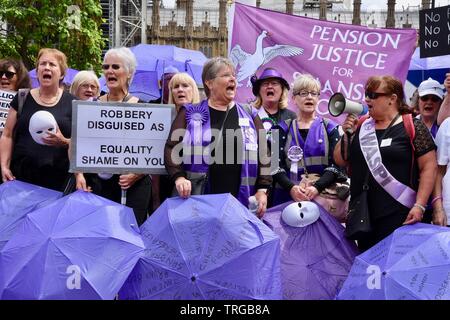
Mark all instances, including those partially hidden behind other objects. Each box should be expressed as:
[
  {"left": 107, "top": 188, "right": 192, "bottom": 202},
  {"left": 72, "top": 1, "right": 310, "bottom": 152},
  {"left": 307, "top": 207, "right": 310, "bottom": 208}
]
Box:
[
  {"left": 101, "top": 64, "right": 121, "bottom": 70},
  {"left": 80, "top": 83, "right": 98, "bottom": 91},
  {"left": 420, "top": 95, "right": 441, "bottom": 102},
  {"left": 261, "top": 80, "right": 281, "bottom": 87},
  {"left": 365, "top": 91, "right": 390, "bottom": 100},
  {"left": 294, "top": 91, "right": 320, "bottom": 98},
  {"left": 0, "top": 71, "right": 16, "bottom": 79}
]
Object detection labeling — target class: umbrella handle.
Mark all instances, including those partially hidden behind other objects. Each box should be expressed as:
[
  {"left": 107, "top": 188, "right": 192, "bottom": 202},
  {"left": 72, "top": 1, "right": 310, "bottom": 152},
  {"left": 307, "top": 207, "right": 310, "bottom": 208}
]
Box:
[{"left": 121, "top": 189, "right": 127, "bottom": 206}]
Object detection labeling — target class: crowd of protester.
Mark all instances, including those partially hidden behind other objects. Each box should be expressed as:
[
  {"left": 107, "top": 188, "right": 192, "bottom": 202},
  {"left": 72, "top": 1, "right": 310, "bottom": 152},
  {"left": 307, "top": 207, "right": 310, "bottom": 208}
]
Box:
[{"left": 0, "top": 46, "right": 449, "bottom": 252}]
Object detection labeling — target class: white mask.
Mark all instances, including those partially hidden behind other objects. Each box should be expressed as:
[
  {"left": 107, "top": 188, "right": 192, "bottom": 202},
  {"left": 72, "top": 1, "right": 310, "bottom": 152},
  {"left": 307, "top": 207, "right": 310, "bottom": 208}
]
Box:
[
  {"left": 282, "top": 201, "right": 320, "bottom": 227},
  {"left": 28, "top": 111, "right": 57, "bottom": 145}
]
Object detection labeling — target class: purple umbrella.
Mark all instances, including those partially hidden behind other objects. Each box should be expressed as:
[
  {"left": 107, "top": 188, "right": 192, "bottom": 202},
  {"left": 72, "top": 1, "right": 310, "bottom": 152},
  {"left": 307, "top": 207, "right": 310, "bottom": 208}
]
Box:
[
  {"left": 0, "top": 180, "right": 62, "bottom": 250},
  {"left": 263, "top": 201, "right": 359, "bottom": 300},
  {"left": 337, "top": 223, "right": 450, "bottom": 300},
  {"left": 29, "top": 68, "right": 79, "bottom": 88},
  {"left": 0, "top": 191, "right": 144, "bottom": 300},
  {"left": 119, "top": 193, "right": 282, "bottom": 300}
]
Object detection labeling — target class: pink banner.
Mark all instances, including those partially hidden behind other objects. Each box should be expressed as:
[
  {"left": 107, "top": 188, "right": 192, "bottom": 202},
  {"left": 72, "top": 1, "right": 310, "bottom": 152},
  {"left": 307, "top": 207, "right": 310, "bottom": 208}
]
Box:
[{"left": 229, "top": 3, "right": 418, "bottom": 117}]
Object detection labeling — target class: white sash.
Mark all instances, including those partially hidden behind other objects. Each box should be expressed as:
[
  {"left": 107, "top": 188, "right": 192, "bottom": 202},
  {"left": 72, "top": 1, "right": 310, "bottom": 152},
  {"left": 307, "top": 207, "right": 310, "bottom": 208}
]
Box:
[{"left": 359, "top": 118, "right": 416, "bottom": 208}]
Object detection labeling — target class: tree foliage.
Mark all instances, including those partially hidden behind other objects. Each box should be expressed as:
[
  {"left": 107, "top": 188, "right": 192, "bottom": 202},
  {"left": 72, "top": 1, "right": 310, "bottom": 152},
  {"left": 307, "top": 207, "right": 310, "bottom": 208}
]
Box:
[{"left": 0, "top": 0, "right": 105, "bottom": 73}]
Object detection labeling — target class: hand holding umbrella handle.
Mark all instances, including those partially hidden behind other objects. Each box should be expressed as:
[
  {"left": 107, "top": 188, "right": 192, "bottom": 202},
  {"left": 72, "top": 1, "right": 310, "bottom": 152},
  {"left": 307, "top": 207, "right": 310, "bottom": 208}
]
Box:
[{"left": 121, "top": 189, "right": 127, "bottom": 206}]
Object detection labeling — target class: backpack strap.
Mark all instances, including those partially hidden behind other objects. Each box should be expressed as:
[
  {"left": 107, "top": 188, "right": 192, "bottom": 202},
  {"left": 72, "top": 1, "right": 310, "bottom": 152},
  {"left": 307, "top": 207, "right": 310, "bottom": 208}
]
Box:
[{"left": 17, "top": 88, "right": 30, "bottom": 118}]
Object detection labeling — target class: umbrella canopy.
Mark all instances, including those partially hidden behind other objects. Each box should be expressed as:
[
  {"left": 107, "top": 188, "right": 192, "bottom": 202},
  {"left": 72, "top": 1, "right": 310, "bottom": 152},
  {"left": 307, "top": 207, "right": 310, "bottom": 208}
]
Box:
[
  {"left": 0, "top": 191, "right": 145, "bottom": 300},
  {"left": 0, "top": 180, "right": 62, "bottom": 251},
  {"left": 407, "top": 47, "right": 449, "bottom": 87},
  {"left": 337, "top": 223, "right": 450, "bottom": 300},
  {"left": 28, "top": 68, "right": 79, "bottom": 88},
  {"left": 119, "top": 193, "right": 282, "bottom": 300},
  {"left": 263, "top": 201, "right": 359, "bottom": 300}
]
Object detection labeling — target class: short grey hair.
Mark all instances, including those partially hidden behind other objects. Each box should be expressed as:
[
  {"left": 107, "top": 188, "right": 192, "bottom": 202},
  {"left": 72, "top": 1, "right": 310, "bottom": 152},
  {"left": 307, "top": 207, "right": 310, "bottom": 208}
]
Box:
[
  {"left": 70, "top": 70, "right": 100, "bottom": 97},
  {"left": 104, "top": 47, "right": 137, "bottom": 87},
  {"left": 202, "top": 57, "right": 235, "bottom": 98},
  {"left": 292, "top": 73, "right": 321, "bottom": 96}
]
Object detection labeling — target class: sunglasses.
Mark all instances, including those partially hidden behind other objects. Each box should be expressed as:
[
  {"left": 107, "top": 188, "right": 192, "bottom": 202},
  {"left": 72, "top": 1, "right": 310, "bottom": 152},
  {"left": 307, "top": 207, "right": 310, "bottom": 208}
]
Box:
[
  {"left": 0, "top": 71, "right": 16, "bottom": 79},
  {"left": 101, "top": 64, "right": 121, "bottom": 70},
  {"left": 365, "top": 91, "right": 390, "bottom": 99},
  {"left": 420, "top": 95, "right": 441, "bottom": 102}
]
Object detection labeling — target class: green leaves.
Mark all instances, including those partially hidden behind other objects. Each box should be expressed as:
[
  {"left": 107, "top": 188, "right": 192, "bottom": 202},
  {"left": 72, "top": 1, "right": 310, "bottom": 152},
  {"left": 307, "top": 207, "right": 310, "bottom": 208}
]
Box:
[{"left": 0, "top": 1, "right": 105, "bottom": 74}]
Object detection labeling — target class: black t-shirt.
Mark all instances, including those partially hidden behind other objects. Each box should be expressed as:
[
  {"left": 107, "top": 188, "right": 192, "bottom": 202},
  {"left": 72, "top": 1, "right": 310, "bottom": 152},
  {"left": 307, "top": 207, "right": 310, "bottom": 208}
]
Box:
[
  {"left": 11, "top": 91, "right": 73, "bottom": 168},
  {"left": 349, "top": 118, "right": 436, "bottom": 220},
  {"left": 208, "top": 106, "right": 242, "bottom": 197}
]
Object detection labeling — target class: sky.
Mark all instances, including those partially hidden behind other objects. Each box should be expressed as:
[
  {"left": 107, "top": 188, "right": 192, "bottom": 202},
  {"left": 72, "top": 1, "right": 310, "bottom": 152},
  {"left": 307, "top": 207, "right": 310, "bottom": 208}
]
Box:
[{"left": 161, "top": 0, "right": 450, "bottom": 10}]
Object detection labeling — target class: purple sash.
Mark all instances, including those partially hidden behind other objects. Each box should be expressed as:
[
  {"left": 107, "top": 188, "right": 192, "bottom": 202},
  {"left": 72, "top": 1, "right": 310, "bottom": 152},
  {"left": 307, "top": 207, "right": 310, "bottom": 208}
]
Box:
[{"left": 359, "top": 118, "right": 416, "bottom": 208}]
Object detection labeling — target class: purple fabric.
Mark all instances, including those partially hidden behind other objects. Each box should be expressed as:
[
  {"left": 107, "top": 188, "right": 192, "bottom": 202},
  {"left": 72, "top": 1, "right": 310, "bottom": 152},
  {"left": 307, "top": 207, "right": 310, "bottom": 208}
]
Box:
[
  {"left": 0, "top": 180, "right": 62, "bottom": 251},
  {"left": 0, "top": 191, "right": 144, "bottom": 300},
  {"left": 29, "top": 68, "right": 79, "bottom": 88},
  {"left": 263, "top": 201, "right": 359, "bottom": 300},
  {"left": 119, "top": 193, "right": 282, "bottom": 300},
  {"left": 229, "top": 3, "right": 417, "bottom": 121},
  {"left": 337, "top": 223, "right": 450, "bottom": 300}
]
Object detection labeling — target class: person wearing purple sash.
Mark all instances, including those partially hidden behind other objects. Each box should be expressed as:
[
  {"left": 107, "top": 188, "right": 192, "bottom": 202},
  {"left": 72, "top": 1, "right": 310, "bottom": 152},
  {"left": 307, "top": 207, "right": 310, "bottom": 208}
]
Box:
[
  {"left": 271, "top": 74, "right": 345, "bottom": 206},
  {"left": 334, "top": 75, "right": 437, "bottom": 251},
  {"left": 164, "top": 57, "right": 272, "bottom": 217}
]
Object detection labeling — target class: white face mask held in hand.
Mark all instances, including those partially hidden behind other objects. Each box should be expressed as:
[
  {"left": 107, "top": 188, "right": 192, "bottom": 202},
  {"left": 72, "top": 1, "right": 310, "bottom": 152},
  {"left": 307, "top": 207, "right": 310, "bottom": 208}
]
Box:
[{"left": 28, "top": 111, "right": 57, "bottom": 145}]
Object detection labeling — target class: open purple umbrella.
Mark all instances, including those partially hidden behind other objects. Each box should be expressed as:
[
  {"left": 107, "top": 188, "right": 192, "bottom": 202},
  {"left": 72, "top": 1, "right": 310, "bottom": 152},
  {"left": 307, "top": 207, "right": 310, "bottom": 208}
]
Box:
[
  {"left": 119, "top": 193, "right": 282, "bottom": 300},
  {"left": 0, "top": 180, "right": 62, "bottom": 250},
  {"left": 263, "top": 201, "right": 359, "bottom": 300},
  {"left": 0, "top": 191, "right": 144, "bottom": 300},
  {"left": 337, "top": 223, "right": 450, "bottom": 300},
  {"left": 29, "top": 68, "right": 79, "bottom": 88}
]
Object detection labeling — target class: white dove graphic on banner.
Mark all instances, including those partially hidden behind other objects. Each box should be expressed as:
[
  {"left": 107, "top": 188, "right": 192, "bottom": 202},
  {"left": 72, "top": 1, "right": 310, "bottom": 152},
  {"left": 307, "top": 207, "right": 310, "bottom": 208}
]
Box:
[{"left": 230, "top": 30, "right": 304, "bottom": 87}]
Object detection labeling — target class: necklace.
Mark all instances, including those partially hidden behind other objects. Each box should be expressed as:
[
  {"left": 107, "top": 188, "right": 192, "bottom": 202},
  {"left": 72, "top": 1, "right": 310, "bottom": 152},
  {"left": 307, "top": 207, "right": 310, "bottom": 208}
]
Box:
[
  {"left": 107, "top": 92, "right": 129, "bottom": 102},
  {"left": 39, "top": 89, "right": 59, "bottom": 105}
]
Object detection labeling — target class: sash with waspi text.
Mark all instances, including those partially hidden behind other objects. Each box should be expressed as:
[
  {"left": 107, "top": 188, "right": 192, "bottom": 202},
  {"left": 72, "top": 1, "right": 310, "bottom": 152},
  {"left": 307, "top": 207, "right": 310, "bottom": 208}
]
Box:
[{"left": 359, "top": 117, "right": 416, "bottom": 208}]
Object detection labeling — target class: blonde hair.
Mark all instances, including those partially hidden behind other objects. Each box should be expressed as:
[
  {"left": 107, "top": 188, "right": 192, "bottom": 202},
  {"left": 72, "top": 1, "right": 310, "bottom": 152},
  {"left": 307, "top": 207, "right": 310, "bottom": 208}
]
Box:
[
  {"left": 253, "top": 86, "right": 289, "bottom": 109},
  {"left": 36, "top": 48, "right": 68, "bottom": 83},
  {"left": 292, "top": 73, "right": 321, "bottom": 96},
  {"left": 168, "top": 72, "right": 201, "bottom": 110},
  {"left": 70, "top": 70, "right": 100, "bottom": 98}
]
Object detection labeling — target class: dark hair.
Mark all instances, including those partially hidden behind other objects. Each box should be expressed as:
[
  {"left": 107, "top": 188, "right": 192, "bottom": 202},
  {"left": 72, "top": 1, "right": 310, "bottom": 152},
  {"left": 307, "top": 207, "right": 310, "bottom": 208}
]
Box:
[
  {"left": 0, "top": 58, "right": 32, "bottom": 90},
  {"left": 365, "top": 75, "right": 411, "bottom": 115}
]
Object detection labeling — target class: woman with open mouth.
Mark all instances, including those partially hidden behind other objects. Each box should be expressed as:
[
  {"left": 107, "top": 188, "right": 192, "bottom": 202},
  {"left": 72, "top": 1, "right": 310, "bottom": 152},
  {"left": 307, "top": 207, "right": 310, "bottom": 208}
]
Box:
[
  {"left": 0, "top": 58, "right": 31, "bottom": 92},
  {"left": 271, "top": 73, "right": 345, "bottom": 209},
  {"left": 74, "top": 47, "right": 152, "bottom": 226},
  {"left": 0, "top": 48, "right": 74, "bottom": 192},
  {"left": 164, "top": 57, "right": 272, "bottom": 217}
]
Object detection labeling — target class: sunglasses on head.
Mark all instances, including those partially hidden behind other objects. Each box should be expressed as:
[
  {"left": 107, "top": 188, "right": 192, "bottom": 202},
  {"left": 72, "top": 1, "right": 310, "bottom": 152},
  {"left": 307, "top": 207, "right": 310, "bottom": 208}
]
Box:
[
  {"left": 420, "top": 95, "right": 441, "bottom": 102},
  {"left": 365, "top": 91, "right": 390, "bottom": 100},
  {"left": 101, "top": 64, "right": 121, "bottom": 70},
  {"left": 0, "top": 71, "right": 16, "bottom": 79}
]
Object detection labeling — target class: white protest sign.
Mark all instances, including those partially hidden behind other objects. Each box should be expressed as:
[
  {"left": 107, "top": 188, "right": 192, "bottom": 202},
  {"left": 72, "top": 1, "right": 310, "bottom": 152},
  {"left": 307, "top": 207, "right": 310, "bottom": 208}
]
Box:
[
  {"left": 70, "top": 101, "right": 175, "bottom": 174},
  {"left": 0, "top": 90, "right": 17, "bottom": 133}
]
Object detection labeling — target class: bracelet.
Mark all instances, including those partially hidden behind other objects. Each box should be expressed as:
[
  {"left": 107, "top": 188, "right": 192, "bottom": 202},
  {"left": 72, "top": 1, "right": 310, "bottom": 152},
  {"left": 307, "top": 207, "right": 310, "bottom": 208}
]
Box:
[
  {"left": 413, "top": 203, "right": 426, "bottom": 213},
  {"left": 431, "top": 196, "right": 443, "bottom": 205}
]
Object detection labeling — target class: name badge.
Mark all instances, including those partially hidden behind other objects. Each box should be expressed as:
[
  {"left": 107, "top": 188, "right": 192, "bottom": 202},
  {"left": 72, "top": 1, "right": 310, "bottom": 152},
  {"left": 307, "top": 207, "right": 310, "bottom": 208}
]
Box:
[
  {"left": 380, "top": 138, "right": 392, "bottom": 148},
  {"left": 239, "top": 118, "right": 250, "bottom": 127},
  {"left": 246, "top": 143, "right": 258, "bottom": 151}
]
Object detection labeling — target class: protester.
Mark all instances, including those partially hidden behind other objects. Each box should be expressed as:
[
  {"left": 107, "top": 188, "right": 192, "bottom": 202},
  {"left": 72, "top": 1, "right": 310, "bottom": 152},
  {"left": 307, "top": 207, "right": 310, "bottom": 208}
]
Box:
[
  {"left": 0, "top": 58, "right": 31, "bottom": 91},
  {"left": 271, "top": 74, "right": 344, "bottom": 206},
  {"left": 334, "top": 75, "right": 437, "bottom": 251},
  {"left": 0, "top": 48, "right": 74, "bottom": 191},
  {"left": 433, "top": 116, "right": 450, "bottom": 226},
  {"left": 74, "top": 47, "right": 151, "bottom": 226},
  {"left": 152, "top": 72, "right": 201, "bottom": 210},
  {"left": 69, "top": 70, "right": 100, "bottom": 100},
  {"left": 164, "top": 57, "right": 272, "bottom": 217},
  {"left": 437, "top": 73, "right": 450, "bottom": 125}
]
